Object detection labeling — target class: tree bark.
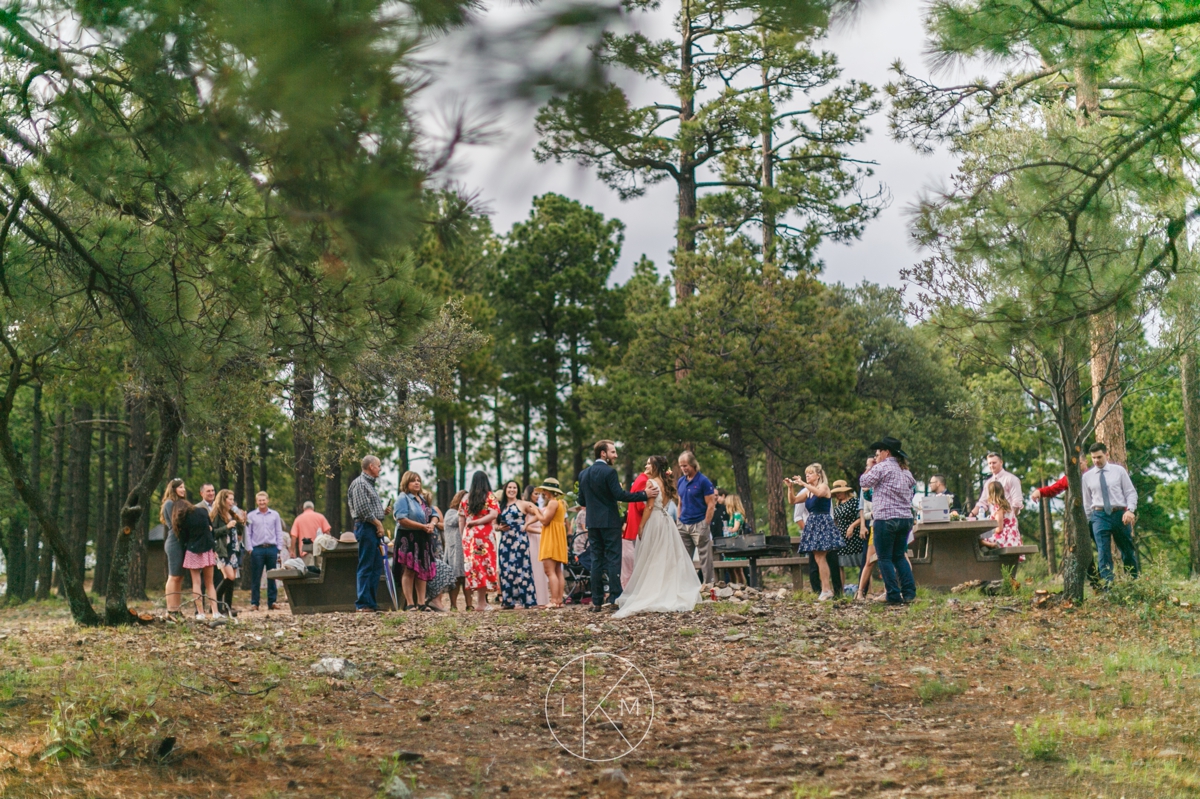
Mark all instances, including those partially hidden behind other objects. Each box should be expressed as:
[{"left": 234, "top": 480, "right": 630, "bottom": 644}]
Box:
[
  {"left": 727, "top": 422, "right": 756, "bottom": 530},
  {"left": 434, "top": 411, "right": 452, "bottom": 511},
  {"left": 105, "top": 396, "right": 181, "bottom": 624},
  {"left": 492, "top": 394, "right": 503, "bottom": 487},
  {"left": 258, "top": 427, "right": 268, "bottom": 493},
  {"left": 545, "top": 389, "right": 559, "bottom": 480},
  {"left": 38, "top": 409, "right": 65, "bottom": 600},
  {"left": 325, "top": 392, "right": 343, "bottom": 533},
  {"left": 764, "top": 439, "right": 789, "bottom": 537},
  {"left": 1057, "top": 353, "right": 1093, "bottom": 602},
  {"left": 1089, "top": 308, "right": 1127, "bottom": 465},
  {"left": 125, "top": 396, "right": 148, "bottom": 601},
  {"left": 66, "top": 402, "right": 93, "bottom": 586},
  {"left": 521, "top": 396, "right": 531, "bottom": 485},
  {"left": 21, "top": 383, "right": 42, "bottom": 601},
  {"left": 1183, "top": 348, "right": 1200, "bottom": 576},
  {"left": 2, "top": 510, "right": 25, "bottom": 602},
  {"left": 292, "top": 368, "right": 316, "bottom": 513},
  {"left": 234, "top": 457, "right": 246, "bottom": 510},
  {"left": 94, "top": 404, "right": 110, "bottom": 595}
]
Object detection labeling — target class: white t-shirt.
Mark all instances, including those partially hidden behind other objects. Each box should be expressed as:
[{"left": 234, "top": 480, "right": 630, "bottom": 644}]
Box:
[{"left": 793, "top": 501, "right": 809, "bottom": 524}]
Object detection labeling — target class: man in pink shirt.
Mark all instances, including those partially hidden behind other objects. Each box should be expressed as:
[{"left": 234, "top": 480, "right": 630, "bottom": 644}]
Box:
[
  {"left": 291, "top": 501, "right": 332, "bottom": 563},
  {"left": 969, "top": 452, "right": 1024, "bottom": 519}
]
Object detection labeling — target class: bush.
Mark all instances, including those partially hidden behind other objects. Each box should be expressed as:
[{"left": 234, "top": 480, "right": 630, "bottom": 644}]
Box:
[
  {"left": 1014, "top": 719, "right": 1061, "bottom": 761},
  {"left": 916, "top": 678, "right": 965, "bottom": 704},
  {"left": 1102, "top": 553, "right": 1172, "bottom": 609}
]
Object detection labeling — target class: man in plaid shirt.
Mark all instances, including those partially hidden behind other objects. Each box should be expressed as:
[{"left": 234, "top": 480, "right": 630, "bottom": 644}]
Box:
[
  {"left": 348, "top": 455, "right": 388, "bottom": 612},
  {"left": 859, "top": 436, "right": 917, "bottom": 604}
]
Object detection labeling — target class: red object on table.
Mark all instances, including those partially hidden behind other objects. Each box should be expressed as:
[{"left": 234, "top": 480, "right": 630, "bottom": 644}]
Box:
[{"left": 622, "top": 473, "right": 649, "bottom": 541}]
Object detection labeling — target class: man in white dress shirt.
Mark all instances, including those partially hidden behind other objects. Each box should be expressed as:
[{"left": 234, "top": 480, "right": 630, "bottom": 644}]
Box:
[
  {"left": 968, "top": 453, "right": 1024, "bottom": 519},
  {"left": 1081, "top": 442, "right": 1139, "bottom": 584}
]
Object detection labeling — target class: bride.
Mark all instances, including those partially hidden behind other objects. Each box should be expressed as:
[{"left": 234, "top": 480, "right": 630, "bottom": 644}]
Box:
[{"left": 614, "top": 456, "right": 702, "bottom": 618}]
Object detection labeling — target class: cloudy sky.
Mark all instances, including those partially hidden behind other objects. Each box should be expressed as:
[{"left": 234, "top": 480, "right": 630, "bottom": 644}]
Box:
[{"left": 422, "top": 0, "right": 959, "bottom": 290}]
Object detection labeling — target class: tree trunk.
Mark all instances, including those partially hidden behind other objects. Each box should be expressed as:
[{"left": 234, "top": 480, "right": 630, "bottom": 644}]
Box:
[
  {"left": 66, "top": 402, "right": 94, "bottom": 587},
  {"left": 38, "top": 410, "right": 66, "bottom": 600},
  {"left": 1041, "top": 487, "right": 1058, "bottom": 574},
  {"left": 764, "top": 439, "right": 789, "bottom": 537},
  {"left": 434, "top": 411, "right": 453, "bottom": 511},
  {"left": 1183, "top": 349, "right": 1200, "bottom": 576},
  {"left": 234, "top": 457, "right": 246, "bottom": 510},
  {"left": 459, "top": 413, "right": 468, "bottom": 491},
  {"left": 125, "top": 396, "right": 148, "bottom": 600},
  {"left": 105, "top": 397, "right": 182, "bottom": 624},
  {"left": 1089, "top": 309, "right": 1127, "bottom": 465},
  {"left": 521, "top": 396, "right": 531, "bottom": 485},
  {"left": 21, "top": 383, "right": 42, "bottom": 601},
  {"left": 94, "top": 405, "right": 110, "bottom": 595},
  {"left": 325, "top": 392, "right": 343, "bottom": 532},
  {"left": 727, "top": 422, "right": 756, "bottom": 530},
  {"left": 0, "top": 374, "right": 98, "bottom": 624},
  {"left": 1057, "top": 353, "right": 1093, "bottom": 602},
  {"left": 258, "top": 427, "right": 268, "bottom": 493},
  {"left": 545, "top": 394, "right": 559, "bottom": 479},
  {"left": 292, "top": 368, "right": 316, "bottom": 514},
  {"left": 492, "top": 394, "right": 503, "bottom": 486},
  {"left": 673, "top": 0, "right": 698, "bottom": 300},
  {"left": 3, "top": 510, "right": 25, "bottom": 603}
]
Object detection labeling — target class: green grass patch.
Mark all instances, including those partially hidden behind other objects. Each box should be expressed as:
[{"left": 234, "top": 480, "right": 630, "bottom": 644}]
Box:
[
  {"left": 1014, "top": 719, "right": 1062, "bottom": 761},
  {"left": 916, "top": 678, "right": 964, "bottom": 704}
]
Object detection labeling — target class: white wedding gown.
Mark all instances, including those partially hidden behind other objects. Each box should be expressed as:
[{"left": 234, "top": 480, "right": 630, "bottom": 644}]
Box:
[{"left": 613, "top": 486, "right": 701, "bottom": 618}]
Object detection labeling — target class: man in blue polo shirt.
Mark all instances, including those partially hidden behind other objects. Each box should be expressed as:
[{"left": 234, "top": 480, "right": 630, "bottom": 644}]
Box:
[{"left": 676, "top": 450, "right": 716, "bottom": 584}]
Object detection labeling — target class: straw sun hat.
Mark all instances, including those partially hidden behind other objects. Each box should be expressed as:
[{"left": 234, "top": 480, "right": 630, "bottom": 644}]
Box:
[
  {"left": 538, "top": 477, "right": 565, "bottom": 495},
  {"left": 829, "top": 479, "right": 855, "bottom": 496}
]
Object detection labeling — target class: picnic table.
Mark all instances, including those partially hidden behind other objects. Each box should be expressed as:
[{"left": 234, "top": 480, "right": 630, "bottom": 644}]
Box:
[
  {"left": 908, "top": 520, "right": 1039, "bottom": 590},
  {"left": 266, "top": 540, "right": 390, "bottom": 614},
  {"left": 713, "top": 536, "right": 802, "bottom": 589}
]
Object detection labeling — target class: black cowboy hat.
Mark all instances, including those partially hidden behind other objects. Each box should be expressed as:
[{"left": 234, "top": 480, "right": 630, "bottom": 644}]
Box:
[{"left": 868, "top": 436, "right": 908, "bottom": 460}]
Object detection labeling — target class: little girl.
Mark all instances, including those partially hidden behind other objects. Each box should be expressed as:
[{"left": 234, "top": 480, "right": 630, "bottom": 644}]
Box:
[
  {"left": 981, "top": 481, "right": 1023, "bottom": 550},
  {"left": 724, "top": 494, "right": 748, "bottom": 584}
]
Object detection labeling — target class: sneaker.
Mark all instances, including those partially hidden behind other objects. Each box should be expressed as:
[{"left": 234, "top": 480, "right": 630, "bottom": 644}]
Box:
[
  {"left": 195, "top": 613, "right": 205, "bottom": 621},
  {"left": 817, "top": 591, "right": 834, "bottom": 602}
]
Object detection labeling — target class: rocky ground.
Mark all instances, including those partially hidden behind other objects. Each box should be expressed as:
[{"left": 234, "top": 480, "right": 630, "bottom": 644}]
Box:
[{"left": 1, "top": 574, "right": 1199, "bottom": 798}]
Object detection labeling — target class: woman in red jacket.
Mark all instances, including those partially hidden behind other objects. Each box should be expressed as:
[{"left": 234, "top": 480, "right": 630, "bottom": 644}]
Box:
[{"left": 620, "top": 468, "right": 650, "bottom": 590}]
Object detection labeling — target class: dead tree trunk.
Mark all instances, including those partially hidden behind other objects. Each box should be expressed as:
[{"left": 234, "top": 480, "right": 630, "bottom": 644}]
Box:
[{"left": 39, "top": 409, "right": 65, "bottom": 600}]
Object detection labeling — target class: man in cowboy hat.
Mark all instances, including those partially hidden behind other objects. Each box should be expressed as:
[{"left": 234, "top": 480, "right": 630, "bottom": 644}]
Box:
[
  {"left": 859, "top": 436, "right": 917, "bottom": 604},
  {"left": 578, "top": 440, "right": 659, "bottom": 612}
]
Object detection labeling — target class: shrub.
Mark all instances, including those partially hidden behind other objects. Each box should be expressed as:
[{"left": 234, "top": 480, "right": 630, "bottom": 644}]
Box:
[{"left": 1014, "top": 719, "right": 1062, "bottom": 761}]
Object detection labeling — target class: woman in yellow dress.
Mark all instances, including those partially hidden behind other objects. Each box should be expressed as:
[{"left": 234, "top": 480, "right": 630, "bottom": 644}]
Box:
[{"left": 527, "top": 478, "right": 567, "bottom": 608}]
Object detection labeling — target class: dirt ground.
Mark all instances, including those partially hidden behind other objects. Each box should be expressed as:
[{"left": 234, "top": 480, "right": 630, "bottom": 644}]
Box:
[{"left": 2, "top": 574, "right": 1200, "bottom": 799}]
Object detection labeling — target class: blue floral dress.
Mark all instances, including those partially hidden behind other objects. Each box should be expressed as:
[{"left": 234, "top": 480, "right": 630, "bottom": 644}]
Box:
[{"left": 498, "top": 503, "right": 538, "bottom": 608}]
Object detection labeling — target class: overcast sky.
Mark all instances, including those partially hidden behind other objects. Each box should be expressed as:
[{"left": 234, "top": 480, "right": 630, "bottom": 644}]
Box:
[{"left": 422, "top": 0, "right": 958, "bottom": 290}]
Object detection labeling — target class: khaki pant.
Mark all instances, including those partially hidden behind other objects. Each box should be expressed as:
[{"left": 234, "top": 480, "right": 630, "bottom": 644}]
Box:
[{"left": 677, "top": 521, "right": 715, "bottom": 584}]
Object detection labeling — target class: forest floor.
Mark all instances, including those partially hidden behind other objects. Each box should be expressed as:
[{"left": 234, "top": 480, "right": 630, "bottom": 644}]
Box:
[{"left": 2, "top": 563, "right": 1200, "bottom": 799}]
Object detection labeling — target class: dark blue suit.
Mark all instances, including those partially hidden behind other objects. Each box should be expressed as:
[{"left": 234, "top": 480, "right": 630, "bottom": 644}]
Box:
[{"left": 578, "top": 459, "right": 648, "bottom": 605}]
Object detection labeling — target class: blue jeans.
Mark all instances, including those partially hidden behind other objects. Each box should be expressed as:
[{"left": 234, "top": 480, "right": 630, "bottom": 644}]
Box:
[
  {"left": 873, "top": 518, "right": 916, "bottom": 603},
  {"left": 250, "top": 545, "right": 278, "bottom": 607},
  {"left": 1089, "top": 510, "right": 1140, "bottom": 584},
  {"left": 355, "top": 521, "right": 382, "bottom": 610}
]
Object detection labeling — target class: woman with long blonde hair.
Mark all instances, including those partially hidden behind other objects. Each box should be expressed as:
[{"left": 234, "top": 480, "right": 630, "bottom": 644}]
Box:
[{"left": 787, "top": 463, "right": 841, "bottom": 601}]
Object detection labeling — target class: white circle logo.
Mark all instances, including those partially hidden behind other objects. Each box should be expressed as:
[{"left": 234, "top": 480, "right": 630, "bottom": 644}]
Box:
[{"left": 544, "top": 652, "right": 655, "bottom": 762}]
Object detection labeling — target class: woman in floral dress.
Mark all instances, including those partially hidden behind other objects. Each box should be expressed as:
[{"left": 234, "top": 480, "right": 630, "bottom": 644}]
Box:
[
  {"left": 460, "top": 471, "right": 500, "bottom": 611},
  {"left": 496, "top": 481, "right": 538, "bottom": 609}
]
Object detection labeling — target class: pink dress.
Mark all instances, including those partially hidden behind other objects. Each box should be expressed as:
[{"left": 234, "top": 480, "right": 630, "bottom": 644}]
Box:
[{"left": 986, "top": 505, "right": 1023, "bottom": 549}]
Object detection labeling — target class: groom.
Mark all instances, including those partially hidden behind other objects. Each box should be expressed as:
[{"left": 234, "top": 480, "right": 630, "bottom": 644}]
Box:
[{"left": 579, "top": 440, "right": 658, "bottom": 612}]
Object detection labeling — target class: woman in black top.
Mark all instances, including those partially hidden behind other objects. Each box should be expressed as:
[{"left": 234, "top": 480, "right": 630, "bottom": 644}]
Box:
[{"left": 173, "top": 499, "right": 220, "bottom": 620}]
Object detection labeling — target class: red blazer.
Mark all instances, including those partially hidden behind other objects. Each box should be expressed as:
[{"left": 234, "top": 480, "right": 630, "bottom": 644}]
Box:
[
  {"left": 622, "top": 473, "right": 649, "bottom": 541},
  {"left": 1039, "top": 475, "right": 1069, "bottom": 500}
]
